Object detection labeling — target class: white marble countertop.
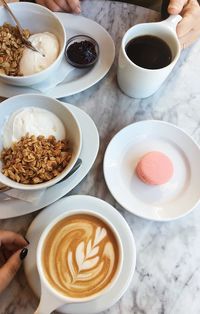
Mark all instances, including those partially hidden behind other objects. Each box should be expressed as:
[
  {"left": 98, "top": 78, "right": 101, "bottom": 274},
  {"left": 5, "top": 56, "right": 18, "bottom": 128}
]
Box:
[{"left": 1, "top": 0, "right": 200, "bottom": 313}]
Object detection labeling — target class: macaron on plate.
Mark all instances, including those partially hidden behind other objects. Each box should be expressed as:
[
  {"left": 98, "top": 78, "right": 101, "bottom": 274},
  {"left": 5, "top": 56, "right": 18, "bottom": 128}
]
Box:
[
  {"left": 136, "top": 151, "right": 174, "bottom": 185},
  {"left": 103, "top": 120, "right": 200, "bottom": 221}
]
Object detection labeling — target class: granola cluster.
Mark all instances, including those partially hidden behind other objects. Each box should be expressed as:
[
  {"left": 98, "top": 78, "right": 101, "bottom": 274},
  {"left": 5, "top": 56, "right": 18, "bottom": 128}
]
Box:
[
  {"left": 1, "top": 135, "right": 72, "bottom": 184},
  {"left": 0, "top": 23, "right": 30, "bottom": 76}
]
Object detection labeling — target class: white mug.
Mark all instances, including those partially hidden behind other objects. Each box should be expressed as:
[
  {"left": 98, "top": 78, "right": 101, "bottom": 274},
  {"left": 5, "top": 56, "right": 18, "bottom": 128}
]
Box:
[
  {"left": 117, "top": 15, "right": 182, "bottom": 98},
  {"left": 35, "top": 209, "right": 123, "bottom": 314}
]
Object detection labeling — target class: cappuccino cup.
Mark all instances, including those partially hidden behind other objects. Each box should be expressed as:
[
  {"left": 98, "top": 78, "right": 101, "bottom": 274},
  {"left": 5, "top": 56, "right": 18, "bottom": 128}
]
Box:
[
  {"left": 35, "top": 209, "right": 123, "bottom": 314},
  {"left": 117, "top": 15, "right": 182, "bottom": 98}
]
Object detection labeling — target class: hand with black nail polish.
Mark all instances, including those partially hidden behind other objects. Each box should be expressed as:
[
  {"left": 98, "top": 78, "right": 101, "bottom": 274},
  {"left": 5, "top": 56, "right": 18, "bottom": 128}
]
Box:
[{"left": 0, "top": 230, "right": 29, "bottom": 294}]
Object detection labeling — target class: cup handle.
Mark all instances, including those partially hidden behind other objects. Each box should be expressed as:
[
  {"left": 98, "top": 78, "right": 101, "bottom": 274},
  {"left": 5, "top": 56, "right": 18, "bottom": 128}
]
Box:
[
  {"left": 34, "top": 282, "right": 66, "bottom": 314},
  {"left": 160, "top": 14, "right": 182, "bottom": 32}
]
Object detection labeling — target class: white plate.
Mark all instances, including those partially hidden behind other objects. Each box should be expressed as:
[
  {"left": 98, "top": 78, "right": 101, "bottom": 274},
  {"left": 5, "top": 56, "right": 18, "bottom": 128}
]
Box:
[
  {"left": 104, "top": 120, "right": 200, "bottom": 221},
  {"left": 24, "top": 195, "right": 136, "bottom": 314},
  {"left": 0, "top": 103, "right": 99, "bottom": 219},
  {"left": 0, "top": 13, "right": 115, "bottom": 99}
]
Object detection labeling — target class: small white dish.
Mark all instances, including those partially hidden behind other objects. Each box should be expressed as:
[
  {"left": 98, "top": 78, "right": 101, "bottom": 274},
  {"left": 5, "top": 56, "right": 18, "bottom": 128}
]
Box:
[
  {"left": 0, "top": 94, "right": 82, "bottom": 190},
  {"left": 0, "top": 13, "right": 115, "bottom": 98},
  {"left": 104, "top": 120, "right": 200, "bottom": 221},
  {"left": 65, "top": 35, "right": 99, "bottom": 68},
  {"left": 0, "top": 103, "right": 99, "bottom": 219},
  {"left": 24, "top": 195, "right": 136, "bottom": 314}
]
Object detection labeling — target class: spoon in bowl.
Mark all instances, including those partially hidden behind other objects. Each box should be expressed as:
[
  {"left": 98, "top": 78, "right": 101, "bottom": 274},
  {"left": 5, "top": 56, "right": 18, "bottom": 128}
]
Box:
[
  {"left": 1, "top": 0, "right": 45, "bottom": 56},
  {"left": 0, "top": 183, "right": 10, "bottom": 192}
]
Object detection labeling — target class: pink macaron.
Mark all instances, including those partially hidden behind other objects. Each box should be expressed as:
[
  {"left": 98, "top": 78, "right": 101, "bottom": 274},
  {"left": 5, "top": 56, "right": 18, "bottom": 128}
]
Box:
[{"left": 136, "top": 151, "right": 173, "bottom": 185}]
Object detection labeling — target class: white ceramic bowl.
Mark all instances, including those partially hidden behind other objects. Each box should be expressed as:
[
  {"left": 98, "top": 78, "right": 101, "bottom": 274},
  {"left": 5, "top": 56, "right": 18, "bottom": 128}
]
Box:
[
  {"left": 0, "top": 2, "right": 66, "bottom": 86},
  {"left": 0, "top": 94, "right": 82, "bottom": 190}
]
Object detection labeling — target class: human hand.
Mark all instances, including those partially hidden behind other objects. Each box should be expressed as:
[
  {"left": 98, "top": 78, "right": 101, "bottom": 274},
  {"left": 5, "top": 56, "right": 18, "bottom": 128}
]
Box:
[
  {"left": 168, "top": 0, "right": 200, "bottom": 47},
  {"left": 36, "top": 0, "right": 81, "bottom": 13},
  {"left": 0, "top": 230, "right": 28, "bottom": 294}
]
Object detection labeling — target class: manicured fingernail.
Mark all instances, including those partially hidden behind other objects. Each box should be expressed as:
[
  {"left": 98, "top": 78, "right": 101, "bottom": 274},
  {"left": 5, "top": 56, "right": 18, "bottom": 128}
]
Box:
[
  {"left": 23, "top": 236, "right": 30, "bottom": 244},
  {"left": 20, "top": 248, "right": 28, "bottom": 260}
]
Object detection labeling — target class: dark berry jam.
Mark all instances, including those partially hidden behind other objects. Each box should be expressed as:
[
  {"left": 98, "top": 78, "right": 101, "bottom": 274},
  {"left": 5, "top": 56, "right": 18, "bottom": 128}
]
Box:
[{"left": 66, "top": 40, "right": 97, "bottom": 66}]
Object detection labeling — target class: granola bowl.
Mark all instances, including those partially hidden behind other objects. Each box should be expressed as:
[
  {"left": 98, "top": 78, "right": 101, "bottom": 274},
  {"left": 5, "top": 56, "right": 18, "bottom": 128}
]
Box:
[
  {"left": 0, "top": 2, "right": 66, "bottom": 86},
  {"left": 0, "top": 94, "right": 82, "bottom": 190}
]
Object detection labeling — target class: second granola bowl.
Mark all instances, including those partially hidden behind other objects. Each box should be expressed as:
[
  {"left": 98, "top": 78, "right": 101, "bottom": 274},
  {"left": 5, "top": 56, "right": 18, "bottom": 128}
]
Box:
[{"left": 0, "top": 94, "right": 82, "bottom": 190}]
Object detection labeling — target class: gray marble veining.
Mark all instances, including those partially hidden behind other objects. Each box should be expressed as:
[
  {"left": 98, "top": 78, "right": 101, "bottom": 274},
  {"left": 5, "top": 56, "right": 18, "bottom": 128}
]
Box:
[{"left": 1, "top": 0, "right": 200, "bottom": 313}]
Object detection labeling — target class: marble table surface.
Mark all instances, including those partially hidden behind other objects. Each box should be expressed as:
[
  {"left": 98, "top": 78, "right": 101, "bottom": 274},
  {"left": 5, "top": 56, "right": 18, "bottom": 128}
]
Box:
[{"left": 1, "top": 0, "right": 200, "bottom": 313}]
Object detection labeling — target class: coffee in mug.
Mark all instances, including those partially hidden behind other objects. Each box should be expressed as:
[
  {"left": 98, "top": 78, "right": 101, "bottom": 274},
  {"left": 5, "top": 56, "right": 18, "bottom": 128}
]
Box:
[
  {"left": 41, "top": 213, "right": 120, "bottom": 298},
  {"left": 125, "top": 35, "right": 172, "bottom": 70}
]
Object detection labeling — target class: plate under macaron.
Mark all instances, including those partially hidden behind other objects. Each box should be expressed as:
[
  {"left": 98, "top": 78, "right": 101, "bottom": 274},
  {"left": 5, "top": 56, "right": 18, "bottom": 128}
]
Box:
[{"left": 103, "top": 120, "right": 200, "bottom": 221}]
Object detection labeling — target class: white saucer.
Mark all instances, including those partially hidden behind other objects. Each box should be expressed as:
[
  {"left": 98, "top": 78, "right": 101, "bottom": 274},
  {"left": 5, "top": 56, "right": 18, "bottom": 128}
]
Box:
[
  {"left": 104, "top": 120, "right": 200, "bottom": 221},
  {"left": 0, "top": 103, "right": 99, "bottom": 219},
  {"left": 0, "top": 13, "right": 115, "bottom": 99},
  {"left": 24, "top": 195, "right": 136, "bottom": 314}
]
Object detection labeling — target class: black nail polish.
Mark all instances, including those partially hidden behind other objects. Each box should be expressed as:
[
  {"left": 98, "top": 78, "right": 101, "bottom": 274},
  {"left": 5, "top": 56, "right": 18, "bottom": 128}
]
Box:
[
  {"left": 20, "top": 248, "right": 28, "bottom": 260},
  {"left": 23, "top": 236, "right": 30, "bottom": 244}
]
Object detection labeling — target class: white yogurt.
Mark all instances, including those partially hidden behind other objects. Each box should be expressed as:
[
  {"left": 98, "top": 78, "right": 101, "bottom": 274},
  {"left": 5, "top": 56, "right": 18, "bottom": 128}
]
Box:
[
  {"left": 19, "top": 32, "right": 59, "bottom": 76},
  {"left": 3, "top": 107, "right": 66, "bottom": 148}
]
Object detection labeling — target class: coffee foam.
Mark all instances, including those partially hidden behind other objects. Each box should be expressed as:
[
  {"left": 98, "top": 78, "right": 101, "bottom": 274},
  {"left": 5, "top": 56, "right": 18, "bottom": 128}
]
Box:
[{"left": 42, "top": 214, "right": 119, "bottom": 298}]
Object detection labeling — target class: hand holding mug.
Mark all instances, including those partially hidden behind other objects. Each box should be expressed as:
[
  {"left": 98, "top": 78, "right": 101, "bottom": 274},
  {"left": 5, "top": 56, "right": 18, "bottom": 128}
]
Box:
[{"left": 168, "top": 0, "right": 200, "bottom": 48}]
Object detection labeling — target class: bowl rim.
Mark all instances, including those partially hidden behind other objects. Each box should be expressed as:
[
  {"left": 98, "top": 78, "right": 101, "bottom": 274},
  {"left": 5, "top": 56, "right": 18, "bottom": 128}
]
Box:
[
  {"left": 0, "top": 94, "right": 82, "bottom": 190},
  {"left": 0, "top": 2, "right": 66, "bottom": 80}
]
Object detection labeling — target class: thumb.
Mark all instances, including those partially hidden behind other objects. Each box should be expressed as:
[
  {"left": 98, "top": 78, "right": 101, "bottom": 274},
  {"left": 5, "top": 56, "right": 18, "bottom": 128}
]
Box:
[
  {"left": 168, "top": 0, "right": 188, "bottom": 14},
  {"left": 0, "top": 248, "right": 28, "bottom": 294}
]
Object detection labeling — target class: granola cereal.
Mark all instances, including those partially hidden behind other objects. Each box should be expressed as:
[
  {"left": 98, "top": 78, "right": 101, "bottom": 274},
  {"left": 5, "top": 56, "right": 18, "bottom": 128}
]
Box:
[
  {"left": 1, "top": 134, "right": 72, "bottom": 184},
  {"left": 0, "top": 23, "right": 30, "bottom": 76}
]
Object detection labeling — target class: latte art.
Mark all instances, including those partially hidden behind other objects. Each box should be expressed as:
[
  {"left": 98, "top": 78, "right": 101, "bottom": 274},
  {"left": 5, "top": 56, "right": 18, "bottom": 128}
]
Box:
[{"left": 42, "top": 214, "right": 119, "bottom": 298}]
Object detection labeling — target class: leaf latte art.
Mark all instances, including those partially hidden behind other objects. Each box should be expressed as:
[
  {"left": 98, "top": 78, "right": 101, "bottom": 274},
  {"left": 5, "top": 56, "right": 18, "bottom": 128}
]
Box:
[{"left": 42, "top": 214, "right": 120, "bottom": 298}]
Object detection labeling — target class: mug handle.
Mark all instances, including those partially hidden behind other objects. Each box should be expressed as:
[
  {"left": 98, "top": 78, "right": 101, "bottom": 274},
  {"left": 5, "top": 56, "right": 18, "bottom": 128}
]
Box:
[
  {"left": 160, "top": 14, "right": 182, "bottom": 33},
  {"left": 33, "top": 281, "right": 66, "bottom": 314}
]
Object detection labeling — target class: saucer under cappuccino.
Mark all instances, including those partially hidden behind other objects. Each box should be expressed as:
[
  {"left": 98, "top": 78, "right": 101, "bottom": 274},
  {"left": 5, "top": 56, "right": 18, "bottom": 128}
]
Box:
[{"left": 42, "top": 214, "right": 120, "bottom": 298}]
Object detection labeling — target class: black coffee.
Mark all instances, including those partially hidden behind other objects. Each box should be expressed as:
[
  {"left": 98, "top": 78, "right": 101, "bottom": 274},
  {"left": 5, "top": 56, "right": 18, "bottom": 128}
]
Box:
[{"left": 125, "top": 35, "right": 172, "bottom": 70}]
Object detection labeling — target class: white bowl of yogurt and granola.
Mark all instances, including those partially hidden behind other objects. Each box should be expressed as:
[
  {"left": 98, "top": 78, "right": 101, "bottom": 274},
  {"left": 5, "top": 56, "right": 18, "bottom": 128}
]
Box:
[
  {"left": 0, "top": 2, "right": 66, "bottom": 86},
  {"left": 0, "top": 94, "right": 82, "bottom": 190}
]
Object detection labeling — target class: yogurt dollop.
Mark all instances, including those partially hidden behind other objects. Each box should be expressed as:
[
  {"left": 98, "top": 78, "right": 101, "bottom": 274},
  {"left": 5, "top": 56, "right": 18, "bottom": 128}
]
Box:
[
  {"left": 19, "top": 32, "right": 59, "bottom": 76},
  {"left": 3, "top": 107, "right": 66, "bottom": 148}
]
